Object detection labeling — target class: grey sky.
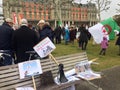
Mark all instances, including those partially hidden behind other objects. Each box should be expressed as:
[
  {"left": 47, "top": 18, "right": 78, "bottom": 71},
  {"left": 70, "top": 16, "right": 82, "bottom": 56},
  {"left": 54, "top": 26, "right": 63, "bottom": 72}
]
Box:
[
  {"left": 74, "top": 0, "right": 120, "bottom": 20},
  {"left": 101, "top": 0, "right": 120, "bottom": 20}
]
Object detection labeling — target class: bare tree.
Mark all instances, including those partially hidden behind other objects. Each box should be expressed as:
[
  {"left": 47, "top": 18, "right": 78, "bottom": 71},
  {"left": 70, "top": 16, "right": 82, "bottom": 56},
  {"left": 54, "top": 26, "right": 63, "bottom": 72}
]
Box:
[
  {"left": 36, "top": 0, "right": 74, "bottom": 24},
  {"left": 116, "top": 3, "right": 120, "bottom": 13},
  {"left": 88, "top": 0, "right": 111, "bottom": 21},
  {"left": 51, "top": 0, "right": 74, "bottom": 22}
]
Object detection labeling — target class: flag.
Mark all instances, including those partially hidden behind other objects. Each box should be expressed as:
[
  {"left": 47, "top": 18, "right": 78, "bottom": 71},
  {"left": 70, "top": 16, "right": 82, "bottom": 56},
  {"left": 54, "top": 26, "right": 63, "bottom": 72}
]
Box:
[
  {"left": 13, "top": 13, "right": 18, "bottom": 25},
  {"left": 18, "top": 13, "right": 23, "bottom": 25},
  {"left": 88, "top": 17, "right": 120, "bottom": 44},
  {"left": 58, "top": 21, "right": 62, "bottom": 26},
  {"left": 101, "top": 17, "right": 120, "bottom": 40}
]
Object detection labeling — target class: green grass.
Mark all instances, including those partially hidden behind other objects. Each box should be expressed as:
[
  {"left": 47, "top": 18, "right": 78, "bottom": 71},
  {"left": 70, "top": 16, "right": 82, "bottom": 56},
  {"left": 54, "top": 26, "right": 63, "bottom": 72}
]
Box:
[{"left": 51, "top": 38, "right": 120, "bottom": 71}]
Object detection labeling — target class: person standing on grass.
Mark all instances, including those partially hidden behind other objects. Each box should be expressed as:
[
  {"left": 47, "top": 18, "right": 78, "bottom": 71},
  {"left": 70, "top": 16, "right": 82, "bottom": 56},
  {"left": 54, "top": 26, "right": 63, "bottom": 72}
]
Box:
[
  {"left": 64, "top": 25, "right": 70, "bottom": 45},
  {"left": 37, "top": 20, "right": 53, "bottom": 59},
  {"left": 99, "top": 36, "right": 109, "bottom": 55},
  {"left": 37, "top": 20, "right": 53, "bottom": 42},
  {"left": 54, "top": 25, "right": 62, "bottom": 44},
  {"left": 69, "top": 25, "right": 77, "bottom": 45},
  {"left": 78, "top": 24, "right": 88, "bottom": 50},
  {"left": 115, "top": 31, "right": 120, "bottom": 55}
]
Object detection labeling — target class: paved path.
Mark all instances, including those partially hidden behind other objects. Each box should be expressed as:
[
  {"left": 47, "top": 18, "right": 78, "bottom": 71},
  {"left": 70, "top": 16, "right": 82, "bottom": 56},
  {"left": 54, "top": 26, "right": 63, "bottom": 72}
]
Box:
[
  {"left": 76, "top": 65, "right": 120, "bottom": 90},
  {"left": 92, "top": 65, "right": 120, "bottom": 90}
]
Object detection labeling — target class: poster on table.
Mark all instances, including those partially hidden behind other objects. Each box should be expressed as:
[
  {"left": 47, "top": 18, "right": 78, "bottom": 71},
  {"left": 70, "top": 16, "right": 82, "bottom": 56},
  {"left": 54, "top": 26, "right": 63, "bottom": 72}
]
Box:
[
  {"left": 18, "top": 60, "right": 43, "bottom": 79},
  {"left": 33, "top": 37, "right": 56, "bottom": 58},
  {"left": 75, "top": 60, "right": 101, "bottom": 80}
]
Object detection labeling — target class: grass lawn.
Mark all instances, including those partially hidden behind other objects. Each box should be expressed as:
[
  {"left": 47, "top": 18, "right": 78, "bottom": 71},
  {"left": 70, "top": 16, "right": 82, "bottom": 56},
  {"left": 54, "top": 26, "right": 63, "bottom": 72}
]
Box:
[{"left": 51, "top": 38, "right": 120, "bottom": 71}]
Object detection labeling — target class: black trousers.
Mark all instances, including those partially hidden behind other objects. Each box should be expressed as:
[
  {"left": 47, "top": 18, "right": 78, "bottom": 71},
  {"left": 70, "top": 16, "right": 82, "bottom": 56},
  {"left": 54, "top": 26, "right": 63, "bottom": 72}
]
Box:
[
  {"left": 81, "top": 41, "right": 88, "bottom": 50},
  {"left": 99, "top": 48, "right": 106, "bottom": 55}
]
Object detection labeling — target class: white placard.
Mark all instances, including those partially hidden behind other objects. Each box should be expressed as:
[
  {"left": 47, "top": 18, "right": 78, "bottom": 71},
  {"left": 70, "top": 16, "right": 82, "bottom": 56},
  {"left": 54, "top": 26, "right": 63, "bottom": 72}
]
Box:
[
  {"left": 33, "top": 37, "right": 56, "bottom": 58},
  {"left": 75, "top": 60, "right": 101, "bottom": 80},
  {"left": 16, "top": 87, "right": 34, "bottom": 90},
  {"left": 18, "top": 60, "right": 43, "bottom": 79},
  {"left": 75, "top": 60, "right": 91, "bottom": 73}
]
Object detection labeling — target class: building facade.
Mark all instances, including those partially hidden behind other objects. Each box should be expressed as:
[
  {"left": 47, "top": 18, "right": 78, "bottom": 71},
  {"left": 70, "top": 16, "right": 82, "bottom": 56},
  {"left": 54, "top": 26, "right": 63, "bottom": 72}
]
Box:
[{"left": 3, "top": 0, "right": 98, "bottom": 27}]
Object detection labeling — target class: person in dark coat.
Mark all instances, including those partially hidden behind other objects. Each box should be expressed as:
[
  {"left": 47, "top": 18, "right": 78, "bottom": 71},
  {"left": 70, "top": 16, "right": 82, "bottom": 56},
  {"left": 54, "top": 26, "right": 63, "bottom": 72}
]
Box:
[
  {"left": 78, "top": 24, "right": 88, "bottom": 50},
  {"left": 69, "top": 25, "right": 77, "bottom": 44},
  {"left": 37, "top": 20, "right": 53, "bottom": 59},
  {"left": 0, "top": 18, "right": 14, "bottom": 66},
  {"left": 12, "top": 19, "right": 39, "bottom": 63},
  {"left": 115, "top": 31, "right": 120, "bottom": 55},
  {"left": 38, "top": 20, "right": 53, "bottom": 42},
  {"left": 54, "top": 26, "right": 62, "bottom": 44}
]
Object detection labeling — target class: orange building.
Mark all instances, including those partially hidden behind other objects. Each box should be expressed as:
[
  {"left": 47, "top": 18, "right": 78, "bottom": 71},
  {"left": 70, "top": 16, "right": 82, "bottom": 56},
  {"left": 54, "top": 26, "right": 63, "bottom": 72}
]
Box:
[{"left": 3, "top": 0, "right": 98, "bottom": 27}]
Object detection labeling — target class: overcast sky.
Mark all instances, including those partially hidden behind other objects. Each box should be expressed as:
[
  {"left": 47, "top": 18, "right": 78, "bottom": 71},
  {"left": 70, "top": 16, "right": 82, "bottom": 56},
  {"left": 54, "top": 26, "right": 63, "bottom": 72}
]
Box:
[
  {"left": 74, "top": 0, "right": 120, "bottom": 20},
  {"left": 0, "top": 0, "right": 120, "bottom": 20},
  {"left": 101, "top": 0, "right": 120, "bottom": 20}
]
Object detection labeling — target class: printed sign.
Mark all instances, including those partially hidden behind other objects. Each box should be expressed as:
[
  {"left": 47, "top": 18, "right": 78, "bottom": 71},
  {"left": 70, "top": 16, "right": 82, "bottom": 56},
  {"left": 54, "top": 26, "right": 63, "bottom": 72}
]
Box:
[
  {"left": 75, "top": 60, "right": 101, "bottom": 80},
  {"left": 18, "top": 60, "right": 43, "bottom": 79},
  {"left": 33, "top": 37, "right": 56, "bottom": 58}
]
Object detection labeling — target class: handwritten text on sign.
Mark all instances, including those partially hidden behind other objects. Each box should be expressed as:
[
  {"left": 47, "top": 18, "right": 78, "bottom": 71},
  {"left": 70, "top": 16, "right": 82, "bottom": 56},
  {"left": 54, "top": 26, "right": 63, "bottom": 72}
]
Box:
[{"left": 33, "top": 37, "right": 56, "bottom": 58}]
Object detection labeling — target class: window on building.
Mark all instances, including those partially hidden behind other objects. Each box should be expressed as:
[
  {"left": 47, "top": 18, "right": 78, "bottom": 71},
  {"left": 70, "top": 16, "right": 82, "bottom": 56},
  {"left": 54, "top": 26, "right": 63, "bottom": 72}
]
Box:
[
  {"left": 34, "top": 6, "right": 36, "bottom": 11},
  {"left": 29, "top": 11, "right": 32, "bottom": 18},
  {"left": 34, "top": 12, "right": 36, "bottom": 19},
  {"left": 24, "top": 11, "right": 26, "bottom": 18}
]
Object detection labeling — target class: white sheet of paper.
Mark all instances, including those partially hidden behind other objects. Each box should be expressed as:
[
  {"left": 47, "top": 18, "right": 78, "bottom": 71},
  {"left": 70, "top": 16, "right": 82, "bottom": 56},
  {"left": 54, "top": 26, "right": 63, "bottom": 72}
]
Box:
[
  {"left": 75, "top": 60, "right": 101, "bottom": 80},
  {"left": 18, "top": 60, "right": 43, "bottom": 79},
  {"left": 16, "top": 87, "right": 34, "bottom": 90},
  {"left": 33, "top": 37, "right": 56, "bottom": 58}
]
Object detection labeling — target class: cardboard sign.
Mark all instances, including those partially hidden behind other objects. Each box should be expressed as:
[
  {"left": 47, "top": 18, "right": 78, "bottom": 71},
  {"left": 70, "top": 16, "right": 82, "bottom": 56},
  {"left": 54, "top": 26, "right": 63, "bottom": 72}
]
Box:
[
  {"left": 18, "top": 60, "right": 43, "bottom": 79},
  {"left": 33, "top": 37, "right": 56, "bottom": 58}
]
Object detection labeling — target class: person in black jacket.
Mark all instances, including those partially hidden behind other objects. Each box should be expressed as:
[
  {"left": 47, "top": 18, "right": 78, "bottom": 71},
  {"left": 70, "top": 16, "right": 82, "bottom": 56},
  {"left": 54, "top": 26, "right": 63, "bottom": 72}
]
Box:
[
  {"left": 54, "top": 26, "right": 62, "bottom": 44},
  {"left": 37, "top": 20, "right": 53, "bottom": 59},
  {"left": 115, "top": 31, "right": 120, "bottom": 55},
  {"left": 12, "top": 19, "right": 39, "bottom": 63},
  {"left": 78, "top": 24, "right": 88, "bottom": 50},
  {"left": 37, "top": 20, "right": 53, "bottom": 42},
  {"left": 69, "top": 25, "right": 77, "bottom": 44},
  {"left": 0, "top": 18, "right": 14, "bottom": 66}
]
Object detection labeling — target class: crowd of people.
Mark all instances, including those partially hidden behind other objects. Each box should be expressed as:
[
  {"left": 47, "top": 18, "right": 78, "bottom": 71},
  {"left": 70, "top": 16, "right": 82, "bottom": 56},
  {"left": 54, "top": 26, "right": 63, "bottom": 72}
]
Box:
[{"left": 0, "top": 18, "right": 120, "bottom": 66}]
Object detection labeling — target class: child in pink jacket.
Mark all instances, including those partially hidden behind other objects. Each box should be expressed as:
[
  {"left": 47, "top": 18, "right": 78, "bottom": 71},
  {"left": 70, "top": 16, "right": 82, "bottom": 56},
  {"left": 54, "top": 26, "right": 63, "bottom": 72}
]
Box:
[{"left": 99, "top": 37, "right": 108, "bottom": 55}]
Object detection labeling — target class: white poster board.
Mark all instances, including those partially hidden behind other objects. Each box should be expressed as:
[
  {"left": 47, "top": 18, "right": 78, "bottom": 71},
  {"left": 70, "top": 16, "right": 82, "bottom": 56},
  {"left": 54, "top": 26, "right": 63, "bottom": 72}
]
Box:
[
  {"left": 75, "top": 60, "right": 101, "bottom": 80},
  {"left": 33, "top": 37, "right": 56, "bottom": 58},
  {"left": 18, "top": 60, "right": 43, "bottom": 79},
  {"left": 16, "top": 87, "right": 34, "bottom": 90}
]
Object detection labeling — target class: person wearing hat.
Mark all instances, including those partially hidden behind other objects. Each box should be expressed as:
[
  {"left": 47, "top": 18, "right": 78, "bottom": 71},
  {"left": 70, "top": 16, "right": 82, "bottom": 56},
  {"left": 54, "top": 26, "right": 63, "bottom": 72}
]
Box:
[
  {"left": 37, "top": 20, "right": 53, "bottom": 42},
  {"left": 37, "top": 20, "right": 53, "bottom": 59},
  {"left": 0, "top": 18, "right": 14, "bottom": 66},
  {"left": 12, "top": 18, "right": 39, "bottom": 63}
]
